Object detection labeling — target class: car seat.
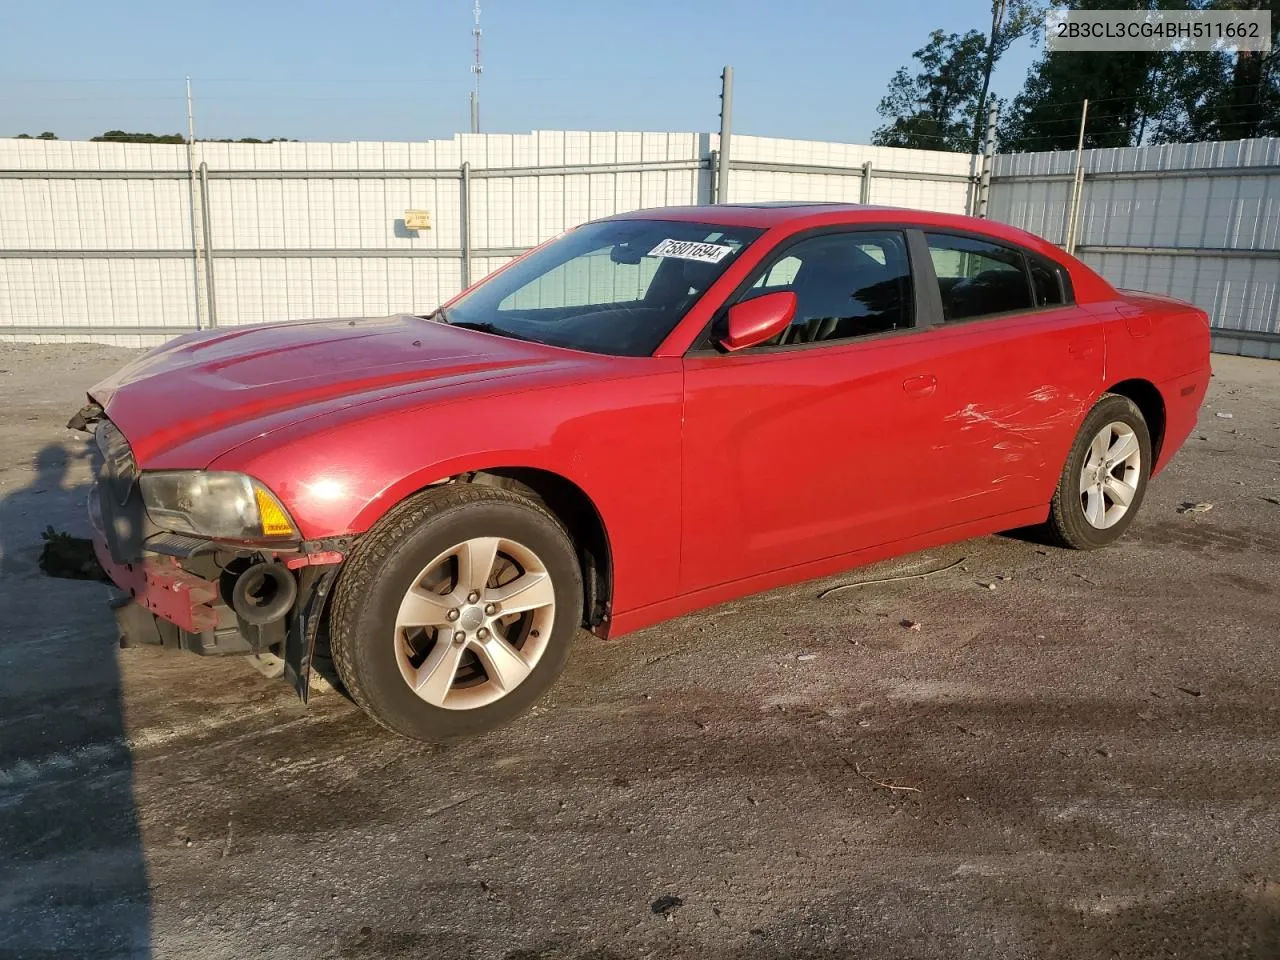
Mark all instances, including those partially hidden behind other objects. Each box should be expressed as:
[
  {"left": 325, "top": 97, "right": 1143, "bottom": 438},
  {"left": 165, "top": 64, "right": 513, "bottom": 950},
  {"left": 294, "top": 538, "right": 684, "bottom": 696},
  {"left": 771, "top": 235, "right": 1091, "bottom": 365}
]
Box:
[{"left": 785, "top": 244, "right": 885, "bottom": 343}]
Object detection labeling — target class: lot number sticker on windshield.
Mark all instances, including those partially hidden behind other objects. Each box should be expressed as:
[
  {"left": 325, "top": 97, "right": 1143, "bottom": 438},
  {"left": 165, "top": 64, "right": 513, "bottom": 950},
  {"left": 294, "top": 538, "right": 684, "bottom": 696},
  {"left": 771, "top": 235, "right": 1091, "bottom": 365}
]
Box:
[{"left": 648, "top": 239, "right": 735, "bottom": 263}]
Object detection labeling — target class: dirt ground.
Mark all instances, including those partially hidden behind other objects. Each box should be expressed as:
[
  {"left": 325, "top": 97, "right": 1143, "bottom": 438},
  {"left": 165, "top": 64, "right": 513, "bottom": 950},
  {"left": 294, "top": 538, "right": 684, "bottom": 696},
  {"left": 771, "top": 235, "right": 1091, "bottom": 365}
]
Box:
[{"left": 1, "top": 343, "right": 1278, "bottom": 960}]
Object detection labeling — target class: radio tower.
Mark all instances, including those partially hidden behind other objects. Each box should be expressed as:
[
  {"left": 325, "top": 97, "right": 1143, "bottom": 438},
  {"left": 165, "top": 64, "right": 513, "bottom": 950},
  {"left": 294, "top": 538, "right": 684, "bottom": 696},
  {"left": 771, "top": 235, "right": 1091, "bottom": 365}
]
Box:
[{"left": 469, "top": 0, "right": 483, "bottom": 134}]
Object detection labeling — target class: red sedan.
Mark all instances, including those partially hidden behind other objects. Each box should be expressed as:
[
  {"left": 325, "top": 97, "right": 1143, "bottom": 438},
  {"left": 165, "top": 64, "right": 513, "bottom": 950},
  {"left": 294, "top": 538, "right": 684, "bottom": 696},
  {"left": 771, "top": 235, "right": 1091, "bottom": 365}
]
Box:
[{"left": 76, "top": 203, "right": 1211, "bottom": 741}]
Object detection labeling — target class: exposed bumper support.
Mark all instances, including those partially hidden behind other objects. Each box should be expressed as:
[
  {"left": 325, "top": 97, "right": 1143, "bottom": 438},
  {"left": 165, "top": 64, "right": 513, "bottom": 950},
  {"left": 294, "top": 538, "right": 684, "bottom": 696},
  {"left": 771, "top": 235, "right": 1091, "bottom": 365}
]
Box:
[
  {"left": 111, "top": 591, "right": 167, "bottom": 647},
  {"left": 109, "top": 591, "right": 258, "bottom": 656},
  {"left": 92, "top": 530, "right": 220, "bottom": 634}
]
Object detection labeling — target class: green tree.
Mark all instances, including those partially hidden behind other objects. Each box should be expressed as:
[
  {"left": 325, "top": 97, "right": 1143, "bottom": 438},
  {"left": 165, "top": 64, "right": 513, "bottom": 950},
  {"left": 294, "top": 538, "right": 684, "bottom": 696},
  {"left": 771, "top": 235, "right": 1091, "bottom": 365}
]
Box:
[
  {"left": 87, "top": 130, "right": 297, "bottom": 144},
  {"left": 1201, "top": 0, "right": 1279, "bottom": 140},
  {"left": 92, "top": 130, "right": 187, "bottom": 144},
  {"left": 872, "top": 30, "right": 990, "bottom": 151},
  {"left": 13, "top": 130, "right": 297, "bottom": 143},
  {"left": 971, "top": 1, "right": 1043, "bottom": 144},
  {"left": 1001, "top": 0, "right": 1189, "bottom": 150},
  {"left": 1001, "top": 0, "right": 1278, "bottom": 150},
  {"left": 873, "top": 2, "right": 1039, "bottom": 152},
  {"left": 1149, "top": 46, "right": 1236, "bottom": 142}
]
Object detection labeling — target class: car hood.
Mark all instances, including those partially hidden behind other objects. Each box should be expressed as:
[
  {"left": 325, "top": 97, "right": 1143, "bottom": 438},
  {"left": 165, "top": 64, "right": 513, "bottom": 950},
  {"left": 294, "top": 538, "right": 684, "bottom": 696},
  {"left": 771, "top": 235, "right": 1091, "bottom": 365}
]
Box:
[{"left": 91, "top": 314, "right": 584, "bottom": 466}]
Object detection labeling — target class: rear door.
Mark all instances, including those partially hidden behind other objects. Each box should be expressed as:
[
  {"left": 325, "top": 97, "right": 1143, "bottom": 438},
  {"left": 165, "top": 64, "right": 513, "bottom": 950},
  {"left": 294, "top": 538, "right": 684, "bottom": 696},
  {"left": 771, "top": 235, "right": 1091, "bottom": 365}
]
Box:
[
  {"left": 678, "top": 228, "right": 959, "bottom": 594},
  {"left": 913, "top": 231, "right": 1106, "bottom": 517}
]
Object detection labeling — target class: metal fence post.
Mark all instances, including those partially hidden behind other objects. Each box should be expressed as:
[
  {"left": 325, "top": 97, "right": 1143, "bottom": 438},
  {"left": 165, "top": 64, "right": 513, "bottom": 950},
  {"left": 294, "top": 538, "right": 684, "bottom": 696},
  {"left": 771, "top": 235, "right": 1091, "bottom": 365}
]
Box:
[
  {"left": 976, "top": 103, "right": 998, "bottom": 218},
  {"left": 460, "top": 161, "right": 472, "bottom": 289},
  {"left": 860, "top": 161, "right": 873, "bottom": 204},
  {"left": 716, "top": 66, "right": 733, "bottom": 203},
  {"left": 184, "top": 77, "right": 205, "bottom": 330},
  {"left": 1065, "top": 99, "right": 1090, "bottom": 253},
  {"left": 198, "top": 162, "right": 217, "bottom": 328}
]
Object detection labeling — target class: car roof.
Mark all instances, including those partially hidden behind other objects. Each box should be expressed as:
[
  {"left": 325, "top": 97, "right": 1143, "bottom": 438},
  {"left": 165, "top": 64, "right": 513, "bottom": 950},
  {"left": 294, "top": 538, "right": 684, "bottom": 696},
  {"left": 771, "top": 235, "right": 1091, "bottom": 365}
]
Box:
[
  {"left": 602, "top": 202, "right": 1068, "bottom": 261},
  {"left": 605, "top": 202, "right": 872, "bottom": 228}
]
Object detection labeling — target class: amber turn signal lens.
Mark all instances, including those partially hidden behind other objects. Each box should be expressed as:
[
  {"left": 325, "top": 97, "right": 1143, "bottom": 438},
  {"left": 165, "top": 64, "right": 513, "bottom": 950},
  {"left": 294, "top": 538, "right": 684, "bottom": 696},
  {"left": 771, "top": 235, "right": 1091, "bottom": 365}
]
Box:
[{"left": 255, "top": 485, "right": 297, "bottom": 538}]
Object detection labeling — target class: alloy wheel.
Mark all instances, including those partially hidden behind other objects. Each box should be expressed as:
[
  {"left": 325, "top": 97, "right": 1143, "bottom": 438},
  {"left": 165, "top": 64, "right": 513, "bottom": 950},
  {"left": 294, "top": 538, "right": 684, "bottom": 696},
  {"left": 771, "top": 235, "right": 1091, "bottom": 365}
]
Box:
[
  {"left": 393, "top": 536, "right": 556, "bottom": 710},
  {"left": 1079, "top": 421, "right": 1142, "bottom": 529}
]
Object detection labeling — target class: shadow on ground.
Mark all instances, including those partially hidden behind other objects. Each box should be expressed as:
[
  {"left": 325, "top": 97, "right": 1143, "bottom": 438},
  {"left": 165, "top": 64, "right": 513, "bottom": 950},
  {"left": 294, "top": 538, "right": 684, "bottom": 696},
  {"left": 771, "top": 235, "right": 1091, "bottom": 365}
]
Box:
[{"left": 0, "top": 438, "right": 151, "bottom": 959}]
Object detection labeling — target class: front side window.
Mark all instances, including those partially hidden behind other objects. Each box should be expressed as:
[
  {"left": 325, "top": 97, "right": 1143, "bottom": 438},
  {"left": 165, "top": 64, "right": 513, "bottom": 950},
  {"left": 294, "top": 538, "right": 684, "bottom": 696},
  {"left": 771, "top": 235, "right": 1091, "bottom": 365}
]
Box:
[
  {"left": 926, "top": 233, "right": 1034, "bottom": 321},
  {"left": 442, "top": 219, "right": 762, "bottom": 357},
  {"left": 736, "top": 231, "right": 914, "bottom": 347}
]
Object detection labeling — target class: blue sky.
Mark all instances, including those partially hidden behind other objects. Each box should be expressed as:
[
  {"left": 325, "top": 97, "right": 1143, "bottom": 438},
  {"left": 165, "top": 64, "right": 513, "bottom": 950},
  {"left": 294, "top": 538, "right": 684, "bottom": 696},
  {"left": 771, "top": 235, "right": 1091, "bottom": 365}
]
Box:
[{"left": 1, "top": 0, "right": 1040, "bottom": 143}]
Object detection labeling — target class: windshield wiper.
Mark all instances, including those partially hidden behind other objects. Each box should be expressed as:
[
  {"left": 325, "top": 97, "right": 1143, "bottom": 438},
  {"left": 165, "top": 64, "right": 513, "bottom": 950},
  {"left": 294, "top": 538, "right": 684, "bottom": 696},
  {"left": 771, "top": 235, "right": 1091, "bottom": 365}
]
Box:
[
  {"left": 446, "top": 320, "right": 537, "bottom": 344},
  {"left": 428, "top": 307, "right": 537, "bottom": 344}
]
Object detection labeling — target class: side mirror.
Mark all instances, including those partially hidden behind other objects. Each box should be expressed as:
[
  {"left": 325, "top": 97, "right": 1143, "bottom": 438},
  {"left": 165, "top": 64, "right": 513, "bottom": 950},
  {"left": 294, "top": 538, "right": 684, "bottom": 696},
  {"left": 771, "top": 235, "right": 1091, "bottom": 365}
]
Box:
[{"left": 720, "top": 291, "right": 797, "bottom": 351}]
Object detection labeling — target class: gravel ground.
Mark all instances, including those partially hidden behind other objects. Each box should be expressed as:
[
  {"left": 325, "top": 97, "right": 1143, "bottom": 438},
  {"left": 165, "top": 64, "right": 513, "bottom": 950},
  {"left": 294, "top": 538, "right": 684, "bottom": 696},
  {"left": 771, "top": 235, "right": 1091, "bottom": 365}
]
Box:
[{"left": 1, "top": 343, "right": 1278, "bottom": 960}]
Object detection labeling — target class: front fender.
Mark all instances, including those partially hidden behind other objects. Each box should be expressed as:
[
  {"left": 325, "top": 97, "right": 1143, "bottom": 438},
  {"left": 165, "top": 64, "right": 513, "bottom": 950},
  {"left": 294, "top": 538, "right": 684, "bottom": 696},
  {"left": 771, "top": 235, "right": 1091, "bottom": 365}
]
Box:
[
  {"left": 213, "top": 368, "right": 685, "bottom": 618},
  {"left": 347, "top": 450, "right": 586, "bottom": 535}
]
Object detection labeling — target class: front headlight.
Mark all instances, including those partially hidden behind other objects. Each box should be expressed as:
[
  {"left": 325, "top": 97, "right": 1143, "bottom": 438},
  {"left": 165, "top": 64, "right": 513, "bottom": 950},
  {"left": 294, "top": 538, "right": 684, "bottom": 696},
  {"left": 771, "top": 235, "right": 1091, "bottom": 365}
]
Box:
[{"left": 139, "top": 471, "right": 297, "bottom": 541}]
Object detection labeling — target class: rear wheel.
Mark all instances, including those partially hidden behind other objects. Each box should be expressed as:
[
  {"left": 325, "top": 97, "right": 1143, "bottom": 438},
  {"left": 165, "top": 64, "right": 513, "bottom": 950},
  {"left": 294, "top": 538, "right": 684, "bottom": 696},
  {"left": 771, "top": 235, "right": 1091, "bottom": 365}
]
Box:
[
  {"left": 1045, "top": 394, "right": 1151, "bottom": 550},
  {"left": 330, "top": 484, "right": 583, "bottom": 741}
]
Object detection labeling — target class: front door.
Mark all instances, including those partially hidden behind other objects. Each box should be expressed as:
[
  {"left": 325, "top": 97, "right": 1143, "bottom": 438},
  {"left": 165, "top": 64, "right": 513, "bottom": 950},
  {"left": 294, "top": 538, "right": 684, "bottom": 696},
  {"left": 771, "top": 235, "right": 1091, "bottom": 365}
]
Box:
[{"left": 678, "top": 229, "right": 954, "bottom": 594}]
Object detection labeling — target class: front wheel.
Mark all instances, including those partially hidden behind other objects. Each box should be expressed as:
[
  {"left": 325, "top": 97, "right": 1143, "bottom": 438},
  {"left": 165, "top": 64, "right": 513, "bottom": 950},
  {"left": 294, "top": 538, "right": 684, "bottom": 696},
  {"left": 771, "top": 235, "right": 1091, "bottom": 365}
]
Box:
[
  {"left": 1045, "top": 393, "right": 1152, "bottom": 550},
  {"left": 330, "top": 484, "right": 583, "bottom": 741}
]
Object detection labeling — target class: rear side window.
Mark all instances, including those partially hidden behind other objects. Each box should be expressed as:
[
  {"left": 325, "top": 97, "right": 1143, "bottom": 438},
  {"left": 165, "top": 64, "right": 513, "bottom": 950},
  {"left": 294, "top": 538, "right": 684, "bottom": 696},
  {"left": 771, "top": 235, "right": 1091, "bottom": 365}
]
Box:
[
  {"left": 1029, "top": 256, "right": 1068, "bottom": 307},
  {"left": 925, "top": 233, "right": 1033, "bottom": 322}
]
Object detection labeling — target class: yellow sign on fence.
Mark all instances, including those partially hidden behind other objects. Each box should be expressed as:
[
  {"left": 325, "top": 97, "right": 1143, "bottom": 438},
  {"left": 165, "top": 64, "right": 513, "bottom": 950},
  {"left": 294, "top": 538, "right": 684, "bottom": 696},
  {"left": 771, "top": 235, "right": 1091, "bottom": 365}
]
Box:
[{"left": 403, "top": 209, "right": 432, "bottom": 230}]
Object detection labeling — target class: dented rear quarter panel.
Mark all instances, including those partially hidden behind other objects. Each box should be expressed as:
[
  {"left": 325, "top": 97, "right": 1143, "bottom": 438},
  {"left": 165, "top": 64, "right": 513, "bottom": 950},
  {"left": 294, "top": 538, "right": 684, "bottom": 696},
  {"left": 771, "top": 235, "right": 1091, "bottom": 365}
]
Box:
[
  {"left": 1097, "top": 291, "right": 1213, "bottom": 474},
  {"left": 917, "top": 305, "right": 1107, "bottom": 510}
]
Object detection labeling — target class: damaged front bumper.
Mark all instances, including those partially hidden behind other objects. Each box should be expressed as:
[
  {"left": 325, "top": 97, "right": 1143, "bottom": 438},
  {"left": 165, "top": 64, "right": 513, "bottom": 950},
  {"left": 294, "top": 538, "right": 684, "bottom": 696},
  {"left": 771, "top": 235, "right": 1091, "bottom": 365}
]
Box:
[
  {"left": 81, "top": 409, "right": 346, "bottom": 700},
  {"left": 90, "top": 507, "right": 221, "bottom": 635}
]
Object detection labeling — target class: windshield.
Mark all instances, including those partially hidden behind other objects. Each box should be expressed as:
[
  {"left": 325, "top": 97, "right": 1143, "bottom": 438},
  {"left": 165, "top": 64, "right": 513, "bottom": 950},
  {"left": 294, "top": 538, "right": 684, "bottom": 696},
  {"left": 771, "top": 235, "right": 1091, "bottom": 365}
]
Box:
[{"left": 441, "top": 219, "right": 763, "bottom": 356}]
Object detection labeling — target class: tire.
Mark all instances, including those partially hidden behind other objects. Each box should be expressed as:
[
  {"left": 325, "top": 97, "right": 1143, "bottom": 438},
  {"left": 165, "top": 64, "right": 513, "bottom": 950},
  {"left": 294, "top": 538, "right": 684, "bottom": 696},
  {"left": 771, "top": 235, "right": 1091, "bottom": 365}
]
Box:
[
  {"left": 330, "top": 483, "right": 583, "bottom": 741},
  {"left": 1045, "top": 393, "right": 1152, "bottom": 550}
]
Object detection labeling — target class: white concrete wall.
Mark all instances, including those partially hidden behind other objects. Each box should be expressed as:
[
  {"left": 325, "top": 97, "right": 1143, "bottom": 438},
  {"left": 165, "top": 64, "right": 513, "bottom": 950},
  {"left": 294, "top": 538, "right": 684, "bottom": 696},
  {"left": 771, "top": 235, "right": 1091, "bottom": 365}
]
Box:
[
  {"left": 5, "top": 131, "right": 1276, "bottom": 353},
  {"left": 989, "top": 137, "right": 1280, "bottom": 357},
  {"left": 729, "top": 135, "right": 975, "bottom": 212},
  {"left": 0, "top": 131, "right": 974, "bottom": 346},
  {"left": 0, "top": 141, "right": 200, "bottom": 342}
]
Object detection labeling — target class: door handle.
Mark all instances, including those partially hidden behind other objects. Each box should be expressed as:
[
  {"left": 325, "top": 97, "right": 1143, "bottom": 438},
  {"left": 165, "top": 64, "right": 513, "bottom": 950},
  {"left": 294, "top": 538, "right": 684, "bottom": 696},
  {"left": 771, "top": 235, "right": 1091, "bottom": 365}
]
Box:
[{"left": 902, "top": 374, "right": 937, "bottom": 397}]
